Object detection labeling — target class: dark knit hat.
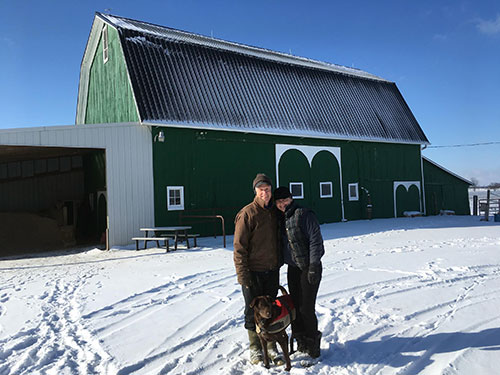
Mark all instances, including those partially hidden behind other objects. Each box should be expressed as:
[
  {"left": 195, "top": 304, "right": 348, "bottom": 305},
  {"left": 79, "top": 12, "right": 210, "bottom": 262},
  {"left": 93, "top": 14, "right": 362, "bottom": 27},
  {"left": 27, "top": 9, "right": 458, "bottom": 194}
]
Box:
[
  {"left": 273, "top": 186, "right": 292, "bottom": 200},
  {"left": 252, "top": 173, "right": 272, "bottom": 190}
]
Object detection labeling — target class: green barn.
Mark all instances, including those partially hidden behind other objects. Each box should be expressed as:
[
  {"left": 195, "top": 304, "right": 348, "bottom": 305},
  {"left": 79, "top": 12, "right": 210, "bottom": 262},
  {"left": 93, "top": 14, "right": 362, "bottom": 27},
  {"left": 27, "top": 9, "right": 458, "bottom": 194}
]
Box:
[
  {"left": 75, "top": 13, "right": 468, "bottom": 237},
  {"left": 423, "top": 157, "right": 471, "bottom": 216}
]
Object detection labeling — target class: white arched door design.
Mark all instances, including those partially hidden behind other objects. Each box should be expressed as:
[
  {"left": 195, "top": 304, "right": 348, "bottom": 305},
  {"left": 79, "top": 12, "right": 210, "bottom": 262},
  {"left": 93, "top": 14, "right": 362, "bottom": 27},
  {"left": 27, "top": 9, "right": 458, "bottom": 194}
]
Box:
[
  {"left": 275, "top": 144, "right": 345, "bottom": 221},
  {"left": 393, "top": 181, "right": 422, "bottom": 218}
]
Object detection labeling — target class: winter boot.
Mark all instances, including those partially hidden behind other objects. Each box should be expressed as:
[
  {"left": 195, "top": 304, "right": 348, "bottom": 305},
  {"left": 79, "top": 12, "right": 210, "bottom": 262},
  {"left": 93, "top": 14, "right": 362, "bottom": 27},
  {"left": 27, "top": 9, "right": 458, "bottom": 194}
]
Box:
[
  {"left": 267, "top": 341, "right": 285, "bottom": 366},
  {"left": 291, "top": 332, "right": 308, "bottom": 353},
  {"left": 305, "top": 331, "right": 322, "bottom": 359},
  {"left": 247, "top": 330, "right": 262, "bottom": 364}
]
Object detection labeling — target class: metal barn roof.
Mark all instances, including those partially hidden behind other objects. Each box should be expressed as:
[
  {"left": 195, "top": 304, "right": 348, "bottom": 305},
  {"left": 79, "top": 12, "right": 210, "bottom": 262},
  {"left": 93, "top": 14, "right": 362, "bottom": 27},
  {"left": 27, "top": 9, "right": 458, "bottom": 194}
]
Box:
[{"left": 96, "top": 13, "right": 429, "bottom": 145}]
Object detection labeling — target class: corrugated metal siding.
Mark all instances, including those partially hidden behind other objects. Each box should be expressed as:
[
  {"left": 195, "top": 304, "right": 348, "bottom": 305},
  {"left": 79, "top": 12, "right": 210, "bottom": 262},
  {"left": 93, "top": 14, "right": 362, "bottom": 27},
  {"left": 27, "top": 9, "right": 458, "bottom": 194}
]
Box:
[
  {"left": 0, "top": 123, "right": 154, "bottom": 246},
  {"left": 99, "top": 14, "right": 429, "bottom": 144}
]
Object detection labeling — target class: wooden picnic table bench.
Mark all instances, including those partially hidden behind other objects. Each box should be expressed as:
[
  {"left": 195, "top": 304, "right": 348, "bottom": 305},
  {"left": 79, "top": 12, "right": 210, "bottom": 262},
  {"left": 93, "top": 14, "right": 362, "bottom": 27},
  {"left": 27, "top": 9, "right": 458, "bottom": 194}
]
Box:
[
  {"left": 163, "top": 233, "right": 200, "bottom": 247},
  {"left": 140, "top": 226, "right": 193, "bottom": 250},
  {"left": 131, "top": 237, "right": 170, "bottom": 252}
]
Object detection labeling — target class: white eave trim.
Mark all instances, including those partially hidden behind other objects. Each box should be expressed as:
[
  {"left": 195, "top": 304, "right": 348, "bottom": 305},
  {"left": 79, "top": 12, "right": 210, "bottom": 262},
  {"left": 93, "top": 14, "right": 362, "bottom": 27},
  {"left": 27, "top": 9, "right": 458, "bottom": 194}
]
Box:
[{"left": 142, "top": 121, "right": 430, "bottom": 146}]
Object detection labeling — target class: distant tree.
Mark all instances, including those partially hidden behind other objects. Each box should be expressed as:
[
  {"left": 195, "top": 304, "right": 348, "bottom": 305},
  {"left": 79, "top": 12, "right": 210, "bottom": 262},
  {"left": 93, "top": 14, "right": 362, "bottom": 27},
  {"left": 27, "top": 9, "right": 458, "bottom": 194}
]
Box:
[
  {"left": 470, "top": 177, "right": 479, "bottom": 187},
  {"left": 488, "top": 182, "right": 500, "bottom": 189}
]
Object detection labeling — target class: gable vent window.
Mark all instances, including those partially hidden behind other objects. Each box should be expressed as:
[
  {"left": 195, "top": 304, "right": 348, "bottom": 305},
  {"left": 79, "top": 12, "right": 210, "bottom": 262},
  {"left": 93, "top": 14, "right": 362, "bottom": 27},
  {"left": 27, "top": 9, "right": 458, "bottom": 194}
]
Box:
[
  {"left": 348, "top": 183, "right": 359, "bottom": 201},
  {"left": 320, "top": 182, "right": 333, "bottom": 198},
  {"left": 289, "top": 182, "right": 304, "bottom": 199},
  {"left": 167, "top": 186, "right": 184, "bottom": 211},
  {"left": 102, "top": 25, "right": 109, "bottom": 64}
]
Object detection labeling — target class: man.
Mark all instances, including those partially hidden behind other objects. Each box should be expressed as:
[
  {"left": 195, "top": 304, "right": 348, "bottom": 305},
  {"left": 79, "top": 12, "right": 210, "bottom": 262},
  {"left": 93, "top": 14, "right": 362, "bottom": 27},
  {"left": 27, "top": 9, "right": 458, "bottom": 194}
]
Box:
[
  {"left": 233, "top": 173, "right": 283, "bottom": 365},
  {"left": 273, "top": 186, "right": 324, "bottom": 358}
]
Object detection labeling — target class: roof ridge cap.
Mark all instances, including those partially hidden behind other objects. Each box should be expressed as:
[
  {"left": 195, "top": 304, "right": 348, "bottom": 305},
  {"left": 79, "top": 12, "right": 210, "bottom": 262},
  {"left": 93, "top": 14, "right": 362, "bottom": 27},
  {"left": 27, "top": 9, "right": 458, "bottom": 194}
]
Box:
[{"left": 96, "top": 12, "right": 388, "bottom": 82}]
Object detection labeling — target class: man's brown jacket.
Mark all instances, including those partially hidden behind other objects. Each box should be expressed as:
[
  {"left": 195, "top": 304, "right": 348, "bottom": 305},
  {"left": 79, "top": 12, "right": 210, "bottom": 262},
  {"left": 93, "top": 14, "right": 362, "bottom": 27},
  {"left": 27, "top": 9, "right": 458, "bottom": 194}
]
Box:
[{"left": 233, "top": 196, "right": 280, "bottom": 286}]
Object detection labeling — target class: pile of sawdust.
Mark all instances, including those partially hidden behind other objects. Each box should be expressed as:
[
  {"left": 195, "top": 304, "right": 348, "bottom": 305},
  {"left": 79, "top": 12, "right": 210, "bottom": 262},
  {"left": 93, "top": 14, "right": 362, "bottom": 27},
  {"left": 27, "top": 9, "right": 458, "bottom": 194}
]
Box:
[{"left": 0, "top": 212, "right": 73, "bottom": 255}]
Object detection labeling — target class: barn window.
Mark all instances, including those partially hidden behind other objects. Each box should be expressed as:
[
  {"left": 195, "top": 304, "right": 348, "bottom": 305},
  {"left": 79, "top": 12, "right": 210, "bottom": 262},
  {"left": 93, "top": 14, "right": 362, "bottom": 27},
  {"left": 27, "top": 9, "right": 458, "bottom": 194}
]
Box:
[
  {"left": 34, "top": 159, "right": 47, "bottom": 174},
  {"left": 21, "top": 161, "right": 34, "bottom": 178},
  {"left": 102, "top": 25, "right": 109, "bottom": 64},
  {"left": 167, "top": 186, "right": 184, "bottom": 211},
  {"left": 289, "top": 182, "right": 304, "bottom": 199},
  {"left": 348, "top": 183, "right": 359, "bottom": 201},
  {"left": 47, "top": 158, "right": 59, "bottom": 172},
  {"left": 320, "top": 182, "right": 333, "bottom": 198},
  {"left": 8, "top": 162, "right": 21, "bottom": 178},
  {"left": 0, "top": 164, "right": 7, "bottom": 179}
]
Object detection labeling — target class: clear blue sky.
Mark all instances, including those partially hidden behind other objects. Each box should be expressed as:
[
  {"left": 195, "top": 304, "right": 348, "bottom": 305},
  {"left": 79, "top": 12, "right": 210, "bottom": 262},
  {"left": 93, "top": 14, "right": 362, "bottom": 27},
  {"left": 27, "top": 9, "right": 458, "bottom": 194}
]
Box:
[{"left": 1, "top": 0, "right": 499, "bottom": 185}]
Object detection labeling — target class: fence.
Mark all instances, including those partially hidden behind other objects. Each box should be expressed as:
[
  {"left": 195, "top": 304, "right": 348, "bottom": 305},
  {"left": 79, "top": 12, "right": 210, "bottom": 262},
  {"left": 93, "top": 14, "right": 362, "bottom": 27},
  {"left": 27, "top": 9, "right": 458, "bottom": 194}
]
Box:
[{"left": 472, "top": 190, "right": 500, "bottom": 219}]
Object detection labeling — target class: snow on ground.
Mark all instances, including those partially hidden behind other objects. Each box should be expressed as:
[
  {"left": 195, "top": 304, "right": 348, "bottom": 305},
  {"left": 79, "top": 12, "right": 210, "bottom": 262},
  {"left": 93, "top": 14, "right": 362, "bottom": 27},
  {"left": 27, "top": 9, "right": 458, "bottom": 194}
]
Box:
[{"left": 1, "top": 216, "right": 500, "bottom": 375}]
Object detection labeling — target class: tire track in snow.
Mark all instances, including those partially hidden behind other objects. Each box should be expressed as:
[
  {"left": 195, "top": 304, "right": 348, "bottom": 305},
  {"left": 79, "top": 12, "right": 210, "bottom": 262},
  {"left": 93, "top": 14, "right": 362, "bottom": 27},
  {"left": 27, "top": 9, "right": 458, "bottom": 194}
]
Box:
[
  {"left": 315, "top": 259, "right": 500, "bottom": 375},
  {"left": 0, "top": 269, "right": 116, "bottom": 375},
  {"left": 109, "top": 273, "right": 244, "bottom": 374},
  {"left": 82, "top": 266, "right": 246, "bottom": 375},
  {"left": 86, "top": 271, "right": 236, "bottom": 339}
]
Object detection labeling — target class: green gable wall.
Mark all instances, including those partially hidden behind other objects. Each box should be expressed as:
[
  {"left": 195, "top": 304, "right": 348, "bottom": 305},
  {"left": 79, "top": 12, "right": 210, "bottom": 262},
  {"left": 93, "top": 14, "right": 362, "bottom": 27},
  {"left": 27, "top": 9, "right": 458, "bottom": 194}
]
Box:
[
  {"left": 85, "top": 26, "right": 139, "bottom": 124},
  {"left": 423, "top": 159, "right": 470, "bottom": 215},
  {"left": 152, "top": 128, "right": 424, "bottom": 235}
]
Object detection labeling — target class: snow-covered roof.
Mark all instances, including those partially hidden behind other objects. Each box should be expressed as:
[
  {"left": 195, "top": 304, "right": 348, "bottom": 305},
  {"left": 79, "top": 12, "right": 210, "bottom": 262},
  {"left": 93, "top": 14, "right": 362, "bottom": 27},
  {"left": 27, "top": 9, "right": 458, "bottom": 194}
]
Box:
[
  {"left": 90, "top": 12, "right": 429, "bottom": 145},
  {"left": 99, "top": 13, "right": 386, "bottom": 82}
]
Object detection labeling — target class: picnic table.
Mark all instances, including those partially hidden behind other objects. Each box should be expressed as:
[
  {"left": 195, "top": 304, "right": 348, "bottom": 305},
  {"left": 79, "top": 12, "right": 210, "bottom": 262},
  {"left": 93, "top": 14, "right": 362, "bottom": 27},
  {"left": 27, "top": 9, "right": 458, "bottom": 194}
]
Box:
[{"left": 140, "top": 226, "right": 193, "bottom": 250}]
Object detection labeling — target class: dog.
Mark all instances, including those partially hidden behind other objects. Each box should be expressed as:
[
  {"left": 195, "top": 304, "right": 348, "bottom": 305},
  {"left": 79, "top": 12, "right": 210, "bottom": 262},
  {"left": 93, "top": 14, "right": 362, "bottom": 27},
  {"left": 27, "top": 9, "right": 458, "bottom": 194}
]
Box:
[{"left": 250, "top": 286, "right": 295, "bottom": 371}]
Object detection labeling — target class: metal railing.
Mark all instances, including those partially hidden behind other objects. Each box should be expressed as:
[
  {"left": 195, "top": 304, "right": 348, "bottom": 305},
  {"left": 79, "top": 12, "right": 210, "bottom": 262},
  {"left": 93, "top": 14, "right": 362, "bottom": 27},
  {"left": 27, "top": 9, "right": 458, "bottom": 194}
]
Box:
[{"left": 179, "top": 213, "right": 227, "bottom": 248}]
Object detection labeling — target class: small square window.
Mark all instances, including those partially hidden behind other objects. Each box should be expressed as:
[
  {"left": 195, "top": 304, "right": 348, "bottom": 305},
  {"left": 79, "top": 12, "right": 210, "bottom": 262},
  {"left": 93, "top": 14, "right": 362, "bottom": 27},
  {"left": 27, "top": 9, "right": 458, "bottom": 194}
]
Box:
[
  {"left": 167, "top": 186, "right": 184, "bottom": 211},
  {"left": 289, "top": 182, "right": 304, "bottom": 199},
  {"left": 320, "top": 182, "right": 333, "bottom": 198},
  {"left": 348, "top": 183, "right": 359, "bottom": 201}
]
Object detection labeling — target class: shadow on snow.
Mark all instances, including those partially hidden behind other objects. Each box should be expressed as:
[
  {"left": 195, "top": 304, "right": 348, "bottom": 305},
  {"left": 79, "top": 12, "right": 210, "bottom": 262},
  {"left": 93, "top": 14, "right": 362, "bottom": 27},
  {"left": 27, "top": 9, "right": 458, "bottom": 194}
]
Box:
[{"left": 324, "top": 327, "right": 500, "bottom": 374}]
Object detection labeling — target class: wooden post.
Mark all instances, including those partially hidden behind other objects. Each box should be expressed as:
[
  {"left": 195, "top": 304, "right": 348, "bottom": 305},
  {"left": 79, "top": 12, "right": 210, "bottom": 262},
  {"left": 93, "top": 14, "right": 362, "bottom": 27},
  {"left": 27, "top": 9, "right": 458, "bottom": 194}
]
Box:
[
  {"left": 485, "top": 190, "right": 491, "bottom": 221},
  {"left": 106, "top": 216, "right": 110, "bottom": 250},
  {"left": 473, "top": 195, "right": 478, "bottom": 216}
]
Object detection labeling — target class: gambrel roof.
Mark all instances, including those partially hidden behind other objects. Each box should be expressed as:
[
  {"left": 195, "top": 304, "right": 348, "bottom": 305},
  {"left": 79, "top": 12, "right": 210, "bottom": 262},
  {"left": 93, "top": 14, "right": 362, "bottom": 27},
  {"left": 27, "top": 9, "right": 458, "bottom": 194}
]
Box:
[{"left": 78, "top": 13, "right": 429, "bottom": 144}]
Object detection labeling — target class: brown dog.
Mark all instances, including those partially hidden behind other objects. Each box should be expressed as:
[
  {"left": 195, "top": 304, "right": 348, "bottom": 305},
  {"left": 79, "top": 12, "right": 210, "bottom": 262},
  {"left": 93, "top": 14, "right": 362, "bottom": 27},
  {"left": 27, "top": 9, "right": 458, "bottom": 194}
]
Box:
[{"left": 250, "top": 286, "right": 295, "bottom": 371}]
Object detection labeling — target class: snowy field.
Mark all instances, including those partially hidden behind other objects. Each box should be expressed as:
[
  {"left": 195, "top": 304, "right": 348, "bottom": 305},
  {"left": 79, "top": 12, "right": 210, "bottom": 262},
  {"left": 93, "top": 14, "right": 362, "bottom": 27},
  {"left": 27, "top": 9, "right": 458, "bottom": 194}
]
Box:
[{"left": 1, "top": 216, "right": 500, "bottom": 375}]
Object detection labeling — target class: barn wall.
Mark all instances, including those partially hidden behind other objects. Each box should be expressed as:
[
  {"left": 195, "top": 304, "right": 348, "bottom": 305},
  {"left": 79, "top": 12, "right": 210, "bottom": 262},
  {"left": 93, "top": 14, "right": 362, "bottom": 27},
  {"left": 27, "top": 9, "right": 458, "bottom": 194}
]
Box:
[
  {"left": 152, "top": 127, "right": 423, "bottom": 235},
  {"left": 85, "top": 26, "right": 139, "bottom": 124},
  {"left": 0, "top": 168, "right": 85, "bottom": 212},
  {"left": 0, "top": 123, "right": 154, "bottom": 246},
  {"left": 423, "top": 159, "right": 470, "bottom": 215}
]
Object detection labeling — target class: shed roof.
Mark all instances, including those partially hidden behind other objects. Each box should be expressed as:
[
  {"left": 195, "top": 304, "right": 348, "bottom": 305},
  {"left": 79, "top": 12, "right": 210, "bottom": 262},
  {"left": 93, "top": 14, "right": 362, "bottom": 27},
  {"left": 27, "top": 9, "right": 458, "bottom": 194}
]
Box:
[
  {"left": 91, "top": 13, "right": 429, "bottom": 144},
  {"left": 423, "top": 156, "right": 472, "bottom": 185}
]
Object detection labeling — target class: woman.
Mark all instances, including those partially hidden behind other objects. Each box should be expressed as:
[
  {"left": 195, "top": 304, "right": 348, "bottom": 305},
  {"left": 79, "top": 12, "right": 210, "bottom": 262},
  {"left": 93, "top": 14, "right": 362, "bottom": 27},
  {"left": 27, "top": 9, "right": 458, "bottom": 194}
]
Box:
[{"left": 274, "top": 186, "right": 324, "bottom": 358}]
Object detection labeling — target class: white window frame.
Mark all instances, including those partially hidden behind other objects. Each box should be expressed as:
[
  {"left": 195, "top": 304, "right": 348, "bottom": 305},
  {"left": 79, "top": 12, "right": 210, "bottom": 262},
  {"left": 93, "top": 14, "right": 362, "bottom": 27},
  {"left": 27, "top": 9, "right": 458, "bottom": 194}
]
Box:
[
  {"left": 102, "top": 25, "right": 109, "bottom": 64},
  {"left": 167, "top": 186, "right": 184, "bottom": 211},
  {"left": 289, "top": 182, "right": 304, "bottom": 199},
  {"left": 319, "top": 181, "right": 333, "bottom": 198},
  {"left": 348, "top": 183, "right": 359, "bottom": 201}
]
